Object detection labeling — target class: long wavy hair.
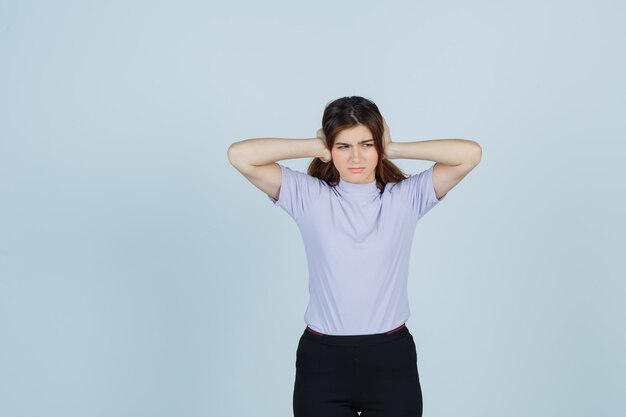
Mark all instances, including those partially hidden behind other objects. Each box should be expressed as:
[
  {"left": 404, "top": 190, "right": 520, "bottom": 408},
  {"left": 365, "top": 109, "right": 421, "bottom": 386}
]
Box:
[{"left": 307, "top": 96, "right": 408, "bottom": 193}]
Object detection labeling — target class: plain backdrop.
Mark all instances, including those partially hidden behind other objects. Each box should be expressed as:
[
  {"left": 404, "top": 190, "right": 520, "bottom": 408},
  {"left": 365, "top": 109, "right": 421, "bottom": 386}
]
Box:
[{"left": 1, "top": 1, "right": 625, "bottom": 416}]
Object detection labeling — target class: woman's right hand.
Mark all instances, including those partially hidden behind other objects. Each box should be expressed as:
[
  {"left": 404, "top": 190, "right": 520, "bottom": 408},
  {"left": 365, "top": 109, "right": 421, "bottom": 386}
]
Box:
[{"left": 316, "top": 128, "right": 332, "bottom": 163}]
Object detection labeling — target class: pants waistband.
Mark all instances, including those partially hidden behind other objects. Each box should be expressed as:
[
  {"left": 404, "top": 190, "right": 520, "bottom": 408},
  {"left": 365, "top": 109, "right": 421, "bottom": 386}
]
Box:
[{"left": 302, "top": 323, "right": 409, "bottom": 347}]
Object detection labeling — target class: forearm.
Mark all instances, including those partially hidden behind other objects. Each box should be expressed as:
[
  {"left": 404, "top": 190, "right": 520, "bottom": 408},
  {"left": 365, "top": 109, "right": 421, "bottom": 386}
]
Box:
[
  {"left": 385, "top": 139, "right": 481, "bottom": 166},
  {"left": 228, "top": 137, "right": 325, "bottom": 167}
]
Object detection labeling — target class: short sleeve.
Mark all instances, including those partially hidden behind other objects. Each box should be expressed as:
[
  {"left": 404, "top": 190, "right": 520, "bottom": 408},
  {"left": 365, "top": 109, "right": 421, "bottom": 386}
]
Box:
[
  {"left": 266, "top": 164, "right": 327, "bottom": 221},
  {"left": 394, "top": 163, "right": 446, "bottom": 219}
]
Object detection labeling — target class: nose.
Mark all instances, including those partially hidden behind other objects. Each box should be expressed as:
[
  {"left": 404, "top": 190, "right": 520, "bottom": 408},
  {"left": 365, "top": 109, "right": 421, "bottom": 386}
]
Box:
[{"left": 351, "top": 146, "right": 362, "bottom": 161}]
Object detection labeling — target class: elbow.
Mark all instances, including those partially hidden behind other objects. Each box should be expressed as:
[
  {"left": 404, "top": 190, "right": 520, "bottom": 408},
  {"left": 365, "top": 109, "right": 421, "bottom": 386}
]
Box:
[
  {"left": 227, "top": 142, "right": 255, "bottom": 173},
  {"left": 469, "top": 140, "right": 482, "bottom": 165},
  {"left": 227, "top": 142, "right": 243, "bottom": 167}
]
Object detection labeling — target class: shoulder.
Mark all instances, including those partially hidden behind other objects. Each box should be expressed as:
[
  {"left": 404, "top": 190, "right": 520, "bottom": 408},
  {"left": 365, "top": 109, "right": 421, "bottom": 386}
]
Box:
[
  {"left": 279, "top": 164, "right": 331, "bottom": 192},
  {"left": 387, "top": 165, "right": 434, "bottom": 191},
  {"left": 267, "top": 163, "right": 331, "bottom": 221}
]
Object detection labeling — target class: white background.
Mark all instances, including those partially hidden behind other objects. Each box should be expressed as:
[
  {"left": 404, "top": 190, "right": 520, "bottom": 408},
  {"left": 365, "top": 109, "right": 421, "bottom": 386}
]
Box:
[{"left": 1, "top": 1, "right": 624, "bottom": 416}]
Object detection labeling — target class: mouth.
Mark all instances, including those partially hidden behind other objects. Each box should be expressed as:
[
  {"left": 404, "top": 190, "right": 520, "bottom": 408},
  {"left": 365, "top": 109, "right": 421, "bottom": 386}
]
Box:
[{"left": 349, "top": 167, "right": 365, "bottom": 172}]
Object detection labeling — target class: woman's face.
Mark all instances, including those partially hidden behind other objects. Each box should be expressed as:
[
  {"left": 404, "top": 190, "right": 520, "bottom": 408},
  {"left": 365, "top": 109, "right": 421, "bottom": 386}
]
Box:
[{"left": 331, "top": 124, "right": 379, "bottom": 184}]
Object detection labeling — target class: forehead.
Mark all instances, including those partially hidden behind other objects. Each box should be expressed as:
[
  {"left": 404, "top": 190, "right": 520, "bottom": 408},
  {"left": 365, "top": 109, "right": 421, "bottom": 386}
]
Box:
[{"left": 335, "top": 124, "right": 373, "bottom": 143}]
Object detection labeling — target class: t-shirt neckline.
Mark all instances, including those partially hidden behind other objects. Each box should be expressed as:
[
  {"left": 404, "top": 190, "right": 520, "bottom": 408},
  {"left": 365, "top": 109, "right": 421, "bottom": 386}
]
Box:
[{"left": 337, "top": 177, "right": 379, "bottom": 195}]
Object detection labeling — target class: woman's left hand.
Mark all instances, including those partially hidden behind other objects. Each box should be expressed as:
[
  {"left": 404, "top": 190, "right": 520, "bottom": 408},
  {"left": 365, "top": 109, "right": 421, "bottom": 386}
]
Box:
[{"left": 382, "top": 117, "right": 392, "bottom": 158}]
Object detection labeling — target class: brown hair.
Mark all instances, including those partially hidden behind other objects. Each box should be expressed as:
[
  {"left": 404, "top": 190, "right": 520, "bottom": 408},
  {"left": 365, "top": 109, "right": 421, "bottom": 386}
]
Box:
[{"left": 307, "top": 96, "right": 408, "bottom": 192}]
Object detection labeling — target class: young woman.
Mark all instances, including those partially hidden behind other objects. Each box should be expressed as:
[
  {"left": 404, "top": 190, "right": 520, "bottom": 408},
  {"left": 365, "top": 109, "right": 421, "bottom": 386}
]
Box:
[{"left": 227, "top": 96, "right": 481, "bottom": 417}]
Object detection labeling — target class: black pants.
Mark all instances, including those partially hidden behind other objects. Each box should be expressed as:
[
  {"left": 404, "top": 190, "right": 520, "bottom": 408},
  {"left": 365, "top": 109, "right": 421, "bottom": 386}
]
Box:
[{"left": 293, "top": 323, "right": 423, "bottom": 417}]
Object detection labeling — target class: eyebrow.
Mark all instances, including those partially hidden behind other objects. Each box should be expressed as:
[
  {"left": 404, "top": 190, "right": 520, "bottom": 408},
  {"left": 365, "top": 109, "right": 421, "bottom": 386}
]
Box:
[{"left": 335, "top": 139, "right": 374, "bottom": 145}]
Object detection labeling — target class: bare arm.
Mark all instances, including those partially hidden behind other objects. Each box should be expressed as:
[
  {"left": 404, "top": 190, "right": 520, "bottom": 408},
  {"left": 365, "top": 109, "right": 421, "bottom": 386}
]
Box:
[
  {"left": 385, "top": 139, "right": 481, "bottom": 200},
  {"left": 227, "top": 137, "right": 330, "bottom": 201},
  {"left": 381, "top": 119, "right": 481, "bottom": 200},
  {"left": 228, "top": 137, "right": 328, "bottom": 167},
  {"left": 385, "top": 138, "right": 481, "bottom": 165}
]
